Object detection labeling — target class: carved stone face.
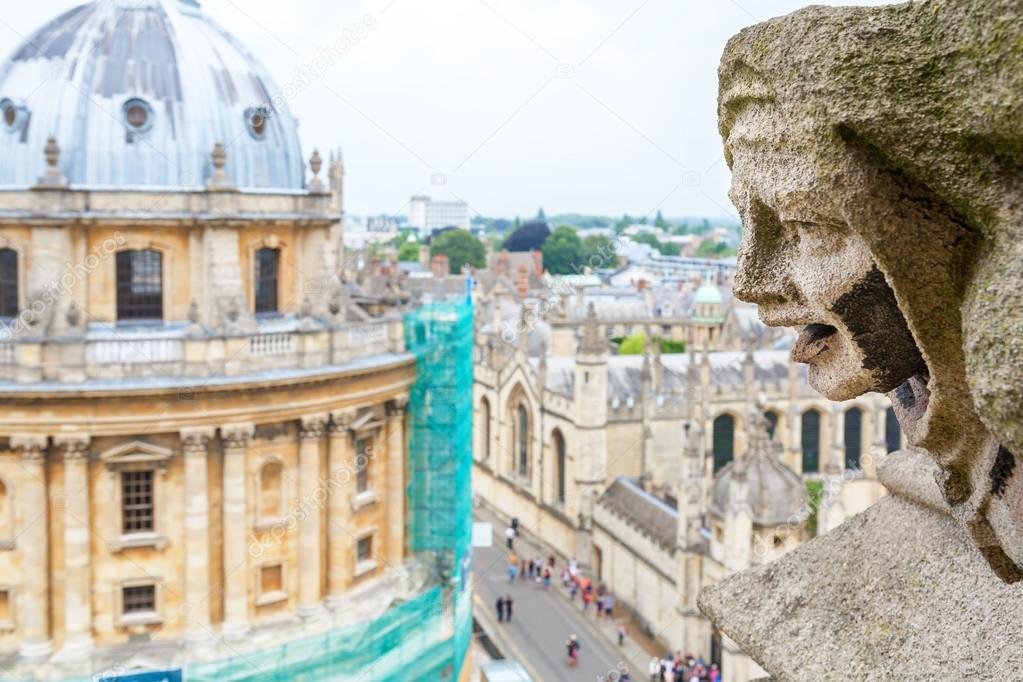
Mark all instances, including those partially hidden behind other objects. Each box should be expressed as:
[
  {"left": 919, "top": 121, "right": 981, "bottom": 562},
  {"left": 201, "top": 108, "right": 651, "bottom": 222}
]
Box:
[{"left": 729, "top": 145, "right": 926, "bottom": 402}]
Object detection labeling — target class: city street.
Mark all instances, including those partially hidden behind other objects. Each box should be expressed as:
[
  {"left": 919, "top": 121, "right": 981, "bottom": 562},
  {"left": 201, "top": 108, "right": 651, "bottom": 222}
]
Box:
[{"left": 472, "top": 514, "right": 650, "bottom": 682}]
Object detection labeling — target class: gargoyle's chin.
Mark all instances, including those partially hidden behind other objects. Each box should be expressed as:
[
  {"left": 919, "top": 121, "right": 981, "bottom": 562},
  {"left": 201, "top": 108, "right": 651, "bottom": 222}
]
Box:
[{"left": 794, "top": 324, "right": 877, "bottom": 401}]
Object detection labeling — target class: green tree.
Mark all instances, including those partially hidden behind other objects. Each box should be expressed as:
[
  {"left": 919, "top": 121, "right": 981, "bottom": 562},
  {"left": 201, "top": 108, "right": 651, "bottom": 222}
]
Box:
[
  {"left": 618, "top": 331, "right": 647, "bottom": 355},
  {"left": 581, "top": 234, "right": 617, "bottom": 270},
  {"left": 398, "top": 240, "right": 420, "bottom": 262},
  {"left": 536, "top": 207, "right": 546, "bottom": 221},
  {"left": 504, "top": 221, "right": 550, "bottom": 252},
  {"left": 695, "top": 240, "right": 737, "bottom": 259},
  {"left": 541, "top": 226, "right": 583, "bottom": 274},
  {"left": 654, "top": 209, "right": 669, "bottom": 229},
  {"left": 430, "top": 229, "right": 485, "bottom": 274}
]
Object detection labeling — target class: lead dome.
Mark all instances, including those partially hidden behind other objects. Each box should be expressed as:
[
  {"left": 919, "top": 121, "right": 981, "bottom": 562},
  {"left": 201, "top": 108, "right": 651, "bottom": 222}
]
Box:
[{"left": 0, "top": 0, "right": 305, "bottom": 190}]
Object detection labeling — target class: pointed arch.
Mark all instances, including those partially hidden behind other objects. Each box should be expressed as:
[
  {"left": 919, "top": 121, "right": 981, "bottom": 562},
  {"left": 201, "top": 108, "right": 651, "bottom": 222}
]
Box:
[
  {"left": 885, "top": 406, "right": 901, "bottom": 453},
  {"left": 712, "top": 413, "right": 735, "bottom": 474},
  {"left": 552, "top": 428, "right": 567, "bottom": 504},
  {"left": 801, "top": 409, "right": 822, "bottom": 474},
  {"left": 844, "top": 406, "right": 863, "bottom": 470}
]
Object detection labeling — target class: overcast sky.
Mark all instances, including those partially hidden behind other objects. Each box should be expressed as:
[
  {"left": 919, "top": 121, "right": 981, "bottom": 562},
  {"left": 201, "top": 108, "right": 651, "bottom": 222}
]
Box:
[{"left": 4, "top": 0, "right": 896, "bottom": 220}]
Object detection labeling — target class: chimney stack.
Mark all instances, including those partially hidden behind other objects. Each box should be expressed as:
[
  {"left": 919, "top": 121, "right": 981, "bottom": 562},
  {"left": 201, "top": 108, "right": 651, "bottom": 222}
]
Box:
[{"left": 431, "top": 254, "right": 449, "bottom": 278}]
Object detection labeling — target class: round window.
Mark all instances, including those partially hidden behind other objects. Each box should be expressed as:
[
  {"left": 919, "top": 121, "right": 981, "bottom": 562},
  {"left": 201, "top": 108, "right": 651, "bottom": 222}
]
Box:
[
  {"left": 122, "top": 98, "right": 154, "bottom": 134},
  {"left": 0, "top": 98, "right": 25, "bottom": 133},
  {"left": 245, "top": 107, "right": 270, "bottom": 139}
]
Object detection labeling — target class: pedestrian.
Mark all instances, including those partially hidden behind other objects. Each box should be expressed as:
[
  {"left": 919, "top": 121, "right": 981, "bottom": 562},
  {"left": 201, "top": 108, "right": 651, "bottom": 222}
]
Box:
[
  {"left": 595, "top": 596, "right": 604, "bottom": 618},
  {"left": 542, "top": 567, "right": 551, "bottom": 590},
  {"left": 708, "top": 664, "right": 719, "bottom": 682},
  {"left": 582, "top": 588, "right": 593, "bottom": 611},
  {"left": 648, "top": 656, "right": 660, "bottom": 682},
  {"left": 570, "top": 579, "right": 579, "bottom": 600},
  {"left": 527, "top": 559, "right": 534, "bottom": 579},
  {"left": 504, "top": 594, "right": 514, "bottom": 623},
  {"left": 505, "top": 525, "right": 515, "bottom": 550},
  {"left": 495, "top": 596, "right": 505, "bottom": 623},
  {"left": 618, "top": 623, "right": 627, "bottom": 646},
  {"left": 507, "top": 557, "right": 518, "bottom": 584},
  {"left": 519, "top": 559, "right": 528, "bottom": 581},
  {"left": 604, "top": 594, "right": 615, "bottom": 618}
]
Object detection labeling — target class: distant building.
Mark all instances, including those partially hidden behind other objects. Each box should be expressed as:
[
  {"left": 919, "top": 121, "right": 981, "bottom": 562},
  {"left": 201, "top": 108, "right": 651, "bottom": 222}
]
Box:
[{"left": 408, "top": 196, "right": 470, "bottom": 233}]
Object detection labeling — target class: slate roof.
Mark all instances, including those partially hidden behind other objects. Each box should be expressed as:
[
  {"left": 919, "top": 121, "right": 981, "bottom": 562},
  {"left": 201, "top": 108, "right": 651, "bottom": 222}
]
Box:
[{"left": 598, "top": 477, "right": 678, "bottom": 551}]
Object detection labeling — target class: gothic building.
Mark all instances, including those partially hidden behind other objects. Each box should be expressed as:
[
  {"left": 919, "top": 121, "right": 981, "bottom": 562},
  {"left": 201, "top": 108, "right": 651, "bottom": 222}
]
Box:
[{"left": 472, "top": 294, "right": 903, "bottom": 673}]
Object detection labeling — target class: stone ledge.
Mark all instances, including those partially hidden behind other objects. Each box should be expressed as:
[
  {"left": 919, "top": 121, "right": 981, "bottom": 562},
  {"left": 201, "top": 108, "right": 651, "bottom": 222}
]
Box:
[{"left": 698, "top": 493, "right": 1023, "bottom": 679}]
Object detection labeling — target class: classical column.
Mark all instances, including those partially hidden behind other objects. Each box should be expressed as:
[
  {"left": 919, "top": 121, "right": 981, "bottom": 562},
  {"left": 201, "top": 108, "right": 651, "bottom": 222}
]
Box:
[
  {"left": 55, "top": 434, "right": 92, "bottom": 660},
  {"left": 298, "top": 415, "right": 328, "bottom": 620},
  {"left": 181, "top": 428, "right": 214, "bottom": 644},
  {"left": 326, "top": 410, "right": 355, "bottom": 608},
  {"left": 385, "top": 397, "right": 408, "bottom": 568},
  {"left": 819, "top": 408, "right": 847, "bottom": 534},
  {"left": 11, "top": 435, "right": 51, "bottom": 658},
  {"left": 220, "top": 423, "right": 253, "bottom": 639}
]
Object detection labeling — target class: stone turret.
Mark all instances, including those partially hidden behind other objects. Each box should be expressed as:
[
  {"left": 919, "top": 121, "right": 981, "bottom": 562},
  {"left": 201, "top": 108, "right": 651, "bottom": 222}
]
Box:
[{"left": 574, "top": 303, "right": 608, "bottom": 564}]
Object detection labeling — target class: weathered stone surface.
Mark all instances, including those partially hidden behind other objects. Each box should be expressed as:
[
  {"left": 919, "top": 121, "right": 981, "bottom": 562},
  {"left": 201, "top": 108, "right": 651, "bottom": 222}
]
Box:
[
  {"left": 718, "top": 0, "right": 1023, "bottom": 579},
  {"left": 698, "top": 481, "right": 1023, "bottom": 680}
]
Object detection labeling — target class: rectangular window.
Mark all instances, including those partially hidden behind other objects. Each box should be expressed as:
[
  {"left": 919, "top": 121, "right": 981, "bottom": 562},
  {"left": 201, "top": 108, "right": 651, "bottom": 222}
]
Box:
[
  {"left": 0, "top": 589, "right": 9, "bottom": 622},
  {"left": 122, "top": 584, "right": 155, "bottom": 615},
  {"left": 357, "top": 536, "right": 373, "bottom": 562},
  {"left": 254, "top": 248, "right": 280, "bottom": 314},
  {"left": 260, "top": 564, "right": 283, "bottom": 595},
  {"left": 0, "top": 249, "right": 18, "bottom": 318},
  {"left": 122, "top": 470, "right": 154, "bottom": 533},
  {"left": 355, "top": 437, "right": 369, "bottom": 493},
  {"left": 116, "top": 250, "right": 163, "bottom": 321}
]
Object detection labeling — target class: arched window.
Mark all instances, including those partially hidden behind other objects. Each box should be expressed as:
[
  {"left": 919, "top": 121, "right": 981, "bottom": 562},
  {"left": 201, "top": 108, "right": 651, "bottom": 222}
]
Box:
[
  {"left": 478, "top": 398, "right": 491, "bottom": 461},
  {"left": 764, "top": 411, "right": 779, "bottom": 439},
  {"left": 0, "top": 248, "right": 17, "bottom": 318},
  {"left": 258, "top": 461, "right": 283, "bottom": 521},
  {"left": 116, "top": 249, "right": 163, "bottom": 321},
  {"left": 517, "top": 404, "right": 529, "bottom": 478},
  {"left": 845, "top": 407, "right": 863, "bottom": 470},
  {"left": 885, "top": 407, "right": 901, "bottom": 453},
  {"left": 254, "top": 247, "right": 280, "bottom": 314},
  {"left": 553, "top": 430, "right": 566, "bottom": 504},
  {"left": 712, "top": 414, "right": 734, "bottom": 474},
  {"left": 801, "top": 410, "right": 821, "bottom": 474}
]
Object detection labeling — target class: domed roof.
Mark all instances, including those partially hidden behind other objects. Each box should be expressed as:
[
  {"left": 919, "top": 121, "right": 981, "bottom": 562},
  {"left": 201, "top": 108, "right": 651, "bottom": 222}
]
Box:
[
  {"left": 694, "top": 274, "right": 723, "bottom": 306},
  {"left": 0, "top": 0, "right": 305, "bottom": 190},
  {"left": 709, "top": 414, "right": 807, "bottom": 526}
]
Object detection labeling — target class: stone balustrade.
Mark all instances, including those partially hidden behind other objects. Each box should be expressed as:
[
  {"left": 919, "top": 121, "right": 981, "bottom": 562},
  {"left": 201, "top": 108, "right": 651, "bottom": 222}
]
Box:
[{"left": 0, "top": 317, "right": 406, "bottom": 383}]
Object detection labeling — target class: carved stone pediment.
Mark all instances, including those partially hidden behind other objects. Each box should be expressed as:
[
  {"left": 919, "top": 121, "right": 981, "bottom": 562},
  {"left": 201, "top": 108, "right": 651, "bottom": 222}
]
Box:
[{"left": 99, "top": 440, "right": 174, "bottom": 473}]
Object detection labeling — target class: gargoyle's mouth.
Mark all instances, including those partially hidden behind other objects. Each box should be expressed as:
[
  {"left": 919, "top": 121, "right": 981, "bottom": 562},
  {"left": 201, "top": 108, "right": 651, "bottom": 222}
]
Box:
[{"left": 792, "top": 323, "right": 838, "bottom": 363}]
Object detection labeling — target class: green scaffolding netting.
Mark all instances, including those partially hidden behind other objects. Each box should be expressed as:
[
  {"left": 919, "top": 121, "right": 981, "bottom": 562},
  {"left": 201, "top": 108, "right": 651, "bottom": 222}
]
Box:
[
  {"left": 60, "top": 300, "right": 476, "bottom": 682},
  {"left": 403, "top": 298, "right": 475, "bottom": 578}
]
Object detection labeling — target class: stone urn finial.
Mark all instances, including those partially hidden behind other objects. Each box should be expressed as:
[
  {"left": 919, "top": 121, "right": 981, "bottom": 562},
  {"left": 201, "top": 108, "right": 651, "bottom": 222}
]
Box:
[
  {"left": 206, "top": 142, "right": 235, "bottom": 191},
  {"left": 34, "top": 135, "right": 68, "bottom": 188},
  {"left": 308, "top": 149, "right": 327, "bottom": 194}
]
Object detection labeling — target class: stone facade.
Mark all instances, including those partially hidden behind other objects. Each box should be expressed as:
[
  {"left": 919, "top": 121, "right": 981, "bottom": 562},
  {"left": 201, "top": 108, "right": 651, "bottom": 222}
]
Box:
[
  {"left": 0, "top": 163, "right": 416, "bottom": 675},
  {"left": 700, "top": 0, "right": 1023, "bottom": 678}
]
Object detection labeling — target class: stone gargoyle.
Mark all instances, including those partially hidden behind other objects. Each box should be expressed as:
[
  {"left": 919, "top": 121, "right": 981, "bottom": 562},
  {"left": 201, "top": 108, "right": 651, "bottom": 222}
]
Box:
[{"left": 698, "top": 0, "right": 1023, "bottom": 678}]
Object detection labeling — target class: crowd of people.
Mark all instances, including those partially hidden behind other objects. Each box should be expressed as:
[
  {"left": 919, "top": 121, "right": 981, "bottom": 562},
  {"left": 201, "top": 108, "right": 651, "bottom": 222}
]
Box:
[
  {"left": 648, "top": 653, "right": 720, "bottom": 682},
  {"left": 498, "top": 522, "right": 720, "bottom": 682}
]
